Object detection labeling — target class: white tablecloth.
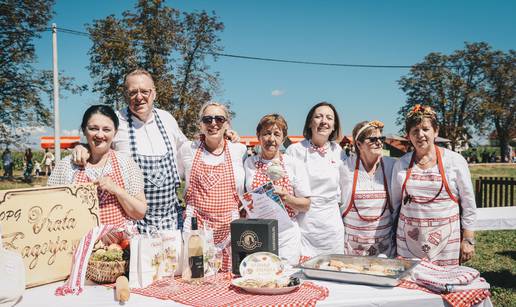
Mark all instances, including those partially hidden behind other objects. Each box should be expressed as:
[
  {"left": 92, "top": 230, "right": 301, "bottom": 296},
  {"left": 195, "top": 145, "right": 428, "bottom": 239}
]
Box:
[
  {"left": 16, "top": 278, "right": 492, "bottom": 307},
  {"left": 473, "top": 207, "right": 516, "bottom": 230}
]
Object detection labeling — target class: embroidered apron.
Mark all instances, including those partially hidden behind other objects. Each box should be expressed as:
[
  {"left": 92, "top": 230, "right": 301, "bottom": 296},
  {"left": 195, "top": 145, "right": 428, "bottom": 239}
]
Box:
[
  {"left": 127, "top": 108, "right": 181, "bottom": 233},
  {"left": 251, "top": 155, "right": 300, "bottom": 265},
  {"left": 74, "top": 150, "right": 130, "bottom": 226},
  {"left": 396, "top": 145, "right": 461, "bottom": 267},
  {"left": 183, "top": 141, "right": 239, "bottom": 272},
  {"left": 297, "top": 141, "right": 344, "bottom": 257},
  {"left": 341, "top": 157, "right": 395, "bottom": 257}
]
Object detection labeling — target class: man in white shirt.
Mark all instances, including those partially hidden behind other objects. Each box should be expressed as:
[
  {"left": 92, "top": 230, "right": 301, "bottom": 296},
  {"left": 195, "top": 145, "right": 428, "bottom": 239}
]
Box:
[{"left": 73, "top": 69, "right": 187, "bottom": 231}]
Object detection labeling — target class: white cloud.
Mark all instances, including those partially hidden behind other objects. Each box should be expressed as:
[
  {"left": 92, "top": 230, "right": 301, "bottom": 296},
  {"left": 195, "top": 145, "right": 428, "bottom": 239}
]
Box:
[
  {"left": 271, "top": 89, "right": 285, "bottom": 97},
  {"left": 62, "top": 129, "right": 80, "bottom": 136}
]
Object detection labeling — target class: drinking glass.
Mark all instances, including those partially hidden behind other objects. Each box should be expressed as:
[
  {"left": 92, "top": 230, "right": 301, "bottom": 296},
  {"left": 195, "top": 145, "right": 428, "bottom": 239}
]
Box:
[
  {"left": 211, "top": 249, "right": 223, "bottom": 274},
  {"left": 206, "top": 247, "right": 223, "bottom": 286},
  {"left": 164, "top": 254, "right": 180, "bottom": 294}
]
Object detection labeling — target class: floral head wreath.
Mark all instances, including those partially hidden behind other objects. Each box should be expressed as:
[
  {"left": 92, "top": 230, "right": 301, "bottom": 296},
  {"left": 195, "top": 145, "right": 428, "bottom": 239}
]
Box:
[
  {"left": 406, "top": 104, "right": 436, "bottom": 119},
  {"left": 355, "top": 120, "right": 384, "bottom": 140}
]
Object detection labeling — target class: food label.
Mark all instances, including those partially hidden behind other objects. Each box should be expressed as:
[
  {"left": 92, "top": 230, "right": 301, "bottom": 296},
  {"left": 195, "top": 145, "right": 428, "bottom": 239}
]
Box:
[
  {"left": 240, "top": 252, "right": 284, "bottom": 279},
  {"left": 189, "top": 255, "right": 204, "bottom": 278}
]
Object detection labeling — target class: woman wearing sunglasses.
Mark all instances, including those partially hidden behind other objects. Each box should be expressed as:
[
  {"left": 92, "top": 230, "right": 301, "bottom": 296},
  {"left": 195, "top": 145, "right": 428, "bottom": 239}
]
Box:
[
  {"left": 178, "top": 102, "right": 247, "bottom": 272},
  {"left": 285, "top": 102, "right": 345, "bottom": 257},
  {"left": 244, "top": 114, "right": 311, "bottom": 265},
  {"left": 392, "top": 105, "right": 476, "bottom": 267},
  {"left": 340, "top": 120, "right": 397, "bottom": 257}
]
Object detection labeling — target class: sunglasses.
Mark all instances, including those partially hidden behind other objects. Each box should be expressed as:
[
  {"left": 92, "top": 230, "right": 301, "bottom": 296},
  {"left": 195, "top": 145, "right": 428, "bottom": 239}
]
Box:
[
  {"left": 201, "top": 115, "right": 227, "bottom": 125},
  {"left": 364, "top": 136, "right": 386, "bottom": 143}
]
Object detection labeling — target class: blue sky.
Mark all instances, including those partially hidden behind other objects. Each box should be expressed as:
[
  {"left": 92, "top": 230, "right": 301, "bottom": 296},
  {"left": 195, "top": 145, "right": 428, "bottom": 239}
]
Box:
[{"left": 32, "top": 0, "right": 516, "bottom": 141}]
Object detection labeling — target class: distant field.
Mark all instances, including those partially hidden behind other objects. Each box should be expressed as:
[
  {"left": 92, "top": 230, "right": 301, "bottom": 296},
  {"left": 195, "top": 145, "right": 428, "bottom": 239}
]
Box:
[{"left": 469, "top": 163, "right": 516, "bottom": 183}]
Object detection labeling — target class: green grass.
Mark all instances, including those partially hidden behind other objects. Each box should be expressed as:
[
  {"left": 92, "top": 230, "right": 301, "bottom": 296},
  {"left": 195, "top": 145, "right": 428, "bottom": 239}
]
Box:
[
  {"left": 466, "top": 230, "right": 516, "bottom": 306},
  {"left": 469, "top": 164, "right": 516, "bottom": 183}
]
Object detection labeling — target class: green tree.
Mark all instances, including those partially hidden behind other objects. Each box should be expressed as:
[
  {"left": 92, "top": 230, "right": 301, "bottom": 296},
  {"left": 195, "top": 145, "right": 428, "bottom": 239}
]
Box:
[
  {"left": 398, "top": 42, "right": 492, "bottom": 150},
  {"left": 87, "top": 0, "right": 225, "bottom": 137},
  {"left": 0, "top": 0, "right": 86, "bottom": 147},
  {"left": 479, "top": 49, "right": 515, "bottom": 160}
]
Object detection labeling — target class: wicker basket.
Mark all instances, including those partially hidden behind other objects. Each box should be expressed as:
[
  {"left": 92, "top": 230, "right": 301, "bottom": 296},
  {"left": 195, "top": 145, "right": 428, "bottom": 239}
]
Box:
[{"left": 86, "top": 259, "right": 128, "bottom": 284}]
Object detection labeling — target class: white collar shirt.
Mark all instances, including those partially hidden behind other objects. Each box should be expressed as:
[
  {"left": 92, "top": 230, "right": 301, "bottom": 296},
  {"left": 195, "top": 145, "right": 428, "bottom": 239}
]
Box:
[{"left": 113, "top": 108, "right": 188, "bottom": 166}]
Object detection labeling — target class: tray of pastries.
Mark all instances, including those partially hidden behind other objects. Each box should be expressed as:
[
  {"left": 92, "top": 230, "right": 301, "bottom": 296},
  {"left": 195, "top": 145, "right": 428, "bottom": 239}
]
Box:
[{"left": 299, "top": 254, "right": 418, "bottom": 287}]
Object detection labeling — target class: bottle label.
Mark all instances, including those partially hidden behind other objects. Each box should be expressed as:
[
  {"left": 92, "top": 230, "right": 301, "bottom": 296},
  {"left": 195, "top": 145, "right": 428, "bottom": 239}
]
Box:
[{"left": 189, "top": 255, "right": 204, "bottom": 278}]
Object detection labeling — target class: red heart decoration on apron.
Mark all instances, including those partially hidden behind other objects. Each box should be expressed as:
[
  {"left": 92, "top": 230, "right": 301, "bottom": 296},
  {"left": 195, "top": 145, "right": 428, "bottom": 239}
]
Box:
[
  {"left": 199, "top": 172, "right": 221, "bottom": 190},
  {"left": 407, "top": 227, "right": 419, "bottom": 241}
]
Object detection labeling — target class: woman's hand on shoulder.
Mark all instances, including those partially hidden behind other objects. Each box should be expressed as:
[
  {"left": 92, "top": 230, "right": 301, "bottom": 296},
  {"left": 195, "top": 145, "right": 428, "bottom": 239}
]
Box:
[{"left": 225, "top": 129, "right": 240, "bottom": 143}]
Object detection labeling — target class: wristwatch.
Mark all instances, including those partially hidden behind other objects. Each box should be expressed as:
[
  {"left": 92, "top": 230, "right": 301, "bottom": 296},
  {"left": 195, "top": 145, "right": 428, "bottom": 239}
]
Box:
[{"left": 463, "top": 237, "right": 476, "bottom": 246}]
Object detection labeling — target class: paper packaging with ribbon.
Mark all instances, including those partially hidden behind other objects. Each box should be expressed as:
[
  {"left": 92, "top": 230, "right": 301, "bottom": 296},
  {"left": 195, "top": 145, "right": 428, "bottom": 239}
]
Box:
[
  {"left": 157, "top": 228, "right": 183, "bottom": 278},
  {"left": 128, "top": 229, "right": 163, "bottom": 289},
  {"left": 230, "top": 219, "right": 278, "bottom": 275}
]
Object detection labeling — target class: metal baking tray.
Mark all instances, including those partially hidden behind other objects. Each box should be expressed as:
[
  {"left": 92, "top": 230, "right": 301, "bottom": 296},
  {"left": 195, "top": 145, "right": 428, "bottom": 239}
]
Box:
[{"left": 300, "top": 254, "right": 418, "bottom": 287}]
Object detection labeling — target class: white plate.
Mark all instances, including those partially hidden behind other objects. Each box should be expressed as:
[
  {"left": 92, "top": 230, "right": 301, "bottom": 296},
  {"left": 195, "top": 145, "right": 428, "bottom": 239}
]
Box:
[{"left": 231, "top": 277, "right": 301, "bottom": 295}]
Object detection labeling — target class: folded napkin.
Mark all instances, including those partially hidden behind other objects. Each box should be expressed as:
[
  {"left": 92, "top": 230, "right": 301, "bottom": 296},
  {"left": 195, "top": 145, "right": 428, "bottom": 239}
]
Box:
[
  {"left": 445, "top": 277, "right": 490, "bottom": 293},
  {"left": 407, "top": 260, "right": 490, "bottom": 293}
]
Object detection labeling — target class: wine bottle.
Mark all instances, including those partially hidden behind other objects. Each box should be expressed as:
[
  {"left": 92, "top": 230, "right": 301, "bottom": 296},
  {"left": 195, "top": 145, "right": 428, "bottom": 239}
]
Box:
[{"left": 188, "top": 217, "right": 204, "bottom": 282}]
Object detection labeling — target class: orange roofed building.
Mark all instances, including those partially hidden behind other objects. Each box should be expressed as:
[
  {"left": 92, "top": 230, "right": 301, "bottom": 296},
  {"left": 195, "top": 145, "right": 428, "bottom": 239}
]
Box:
[{"left": 40, "top": 136, "right": 81, "bottom": 149}]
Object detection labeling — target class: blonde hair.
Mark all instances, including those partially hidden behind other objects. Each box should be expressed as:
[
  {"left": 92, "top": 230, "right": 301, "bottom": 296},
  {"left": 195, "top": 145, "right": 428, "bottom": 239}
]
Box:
[
  {"left": 123, "top": 69, "right": 155, "bottom": 89},
  {"left": 198, "top": 101, "right": 231, "bottom": 123},
  {"left": 352, "top": 120, "right": 384, "bottom": 154}
]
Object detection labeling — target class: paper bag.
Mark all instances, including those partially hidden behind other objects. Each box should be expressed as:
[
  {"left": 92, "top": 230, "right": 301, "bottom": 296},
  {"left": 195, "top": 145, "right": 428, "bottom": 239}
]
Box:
[
  {"left": 158, "top": 229, "right": 183, "bottom": 278},
  {"left": 128, "top": 232, "right": 162, "bottom": 288}
]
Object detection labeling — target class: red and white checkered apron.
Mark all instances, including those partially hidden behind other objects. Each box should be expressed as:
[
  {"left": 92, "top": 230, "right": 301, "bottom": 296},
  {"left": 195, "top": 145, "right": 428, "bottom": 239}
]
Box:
[
  {"left": 74, "top": 150, "right": 130, "bottom": 226},
  {"left": 397, "top": 145, "right": 461, "bottom": 267},
  {"left": 341, "top": 157, "right": 395, "bottom": 257},
  {"left": 251, "top": 155, "right": 296, "bottom": 217},
  {"left": 184, "top": 141, "right": 240, "bottom": 272}
]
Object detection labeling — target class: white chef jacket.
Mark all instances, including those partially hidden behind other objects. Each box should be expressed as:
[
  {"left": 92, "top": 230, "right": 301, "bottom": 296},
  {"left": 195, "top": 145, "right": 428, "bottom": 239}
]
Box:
[{"left": 286, "top": 139, "right": 345, "bottom": 257}]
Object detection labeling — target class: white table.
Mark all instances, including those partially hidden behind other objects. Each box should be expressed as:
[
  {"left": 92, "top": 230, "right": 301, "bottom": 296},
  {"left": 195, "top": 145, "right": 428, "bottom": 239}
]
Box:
[
  {"left": 473, "top": 207, "right": 516, "bottom": 230},
  {"left": 16, "top": 278, "right": 492, "bottom": 307}
]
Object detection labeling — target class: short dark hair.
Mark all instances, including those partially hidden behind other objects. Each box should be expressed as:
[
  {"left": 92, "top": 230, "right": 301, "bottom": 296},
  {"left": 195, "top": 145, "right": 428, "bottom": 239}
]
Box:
[
  {"left": 302, "top": 102, "right": 341, "bottom": 141},
  {"left": 81, "top": 105, "right": 119, "bottom": 133}
]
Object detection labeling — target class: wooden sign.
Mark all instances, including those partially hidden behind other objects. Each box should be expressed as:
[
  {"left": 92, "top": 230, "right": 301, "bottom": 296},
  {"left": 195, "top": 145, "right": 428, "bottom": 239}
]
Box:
[{"left": 0, "top": 184, "right": 99, "bottom": 288}]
